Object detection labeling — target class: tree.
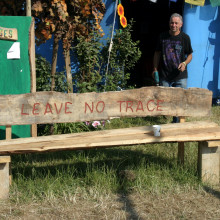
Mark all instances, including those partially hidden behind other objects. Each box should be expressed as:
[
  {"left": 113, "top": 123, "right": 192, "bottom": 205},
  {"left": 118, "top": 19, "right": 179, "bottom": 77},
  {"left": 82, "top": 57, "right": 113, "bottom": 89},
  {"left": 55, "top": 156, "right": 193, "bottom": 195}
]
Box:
[{"left": 32, "top": 0, "right": 105, "bottom": 92}]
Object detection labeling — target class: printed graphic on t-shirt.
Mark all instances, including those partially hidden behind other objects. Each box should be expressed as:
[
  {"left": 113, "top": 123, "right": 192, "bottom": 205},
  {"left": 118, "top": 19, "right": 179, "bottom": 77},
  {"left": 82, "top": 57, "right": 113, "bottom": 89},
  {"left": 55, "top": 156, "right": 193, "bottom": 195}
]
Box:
[{"left": 162, "top": 39, "right": 182, "bottom": 69}]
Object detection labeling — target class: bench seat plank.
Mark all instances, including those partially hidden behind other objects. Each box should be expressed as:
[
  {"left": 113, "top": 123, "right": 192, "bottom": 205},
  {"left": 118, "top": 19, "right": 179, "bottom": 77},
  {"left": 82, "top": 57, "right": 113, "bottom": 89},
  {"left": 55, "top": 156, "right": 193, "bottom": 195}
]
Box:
[{"left": 0, "top": 121, "right": 220, "bottom": 154}]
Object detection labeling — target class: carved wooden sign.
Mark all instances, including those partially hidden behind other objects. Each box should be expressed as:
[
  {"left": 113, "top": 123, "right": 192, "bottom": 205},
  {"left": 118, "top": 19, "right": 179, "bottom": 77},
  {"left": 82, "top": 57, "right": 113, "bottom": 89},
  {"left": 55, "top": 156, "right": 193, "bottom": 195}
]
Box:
[
  {"left": 0, "top": 87, "right": 212, "bottom": 126},
  {"left": 0, "top": 26, "right": 18, "bottom": 41}
]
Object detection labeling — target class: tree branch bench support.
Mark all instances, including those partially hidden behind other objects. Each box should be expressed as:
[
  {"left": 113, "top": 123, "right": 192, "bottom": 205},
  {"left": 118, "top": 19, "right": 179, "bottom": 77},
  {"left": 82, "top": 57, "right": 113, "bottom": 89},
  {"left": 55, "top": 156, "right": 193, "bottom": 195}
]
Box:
[
  {"left": 198, "top": 141, "right": 220, "bottom": 184},
  {"left": 0, "top": 156, "right": 11, "bottom": 199},
  {"left": 0, "top": 86, "right": 219, "bottom": 199}
]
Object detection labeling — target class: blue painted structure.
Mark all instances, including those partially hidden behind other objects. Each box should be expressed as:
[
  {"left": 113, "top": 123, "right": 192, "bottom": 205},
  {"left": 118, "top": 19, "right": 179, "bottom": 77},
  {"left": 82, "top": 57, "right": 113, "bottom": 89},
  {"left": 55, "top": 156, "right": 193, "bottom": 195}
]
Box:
[{"left": 183, "top": 1, "right": 220, "bottom": 98}]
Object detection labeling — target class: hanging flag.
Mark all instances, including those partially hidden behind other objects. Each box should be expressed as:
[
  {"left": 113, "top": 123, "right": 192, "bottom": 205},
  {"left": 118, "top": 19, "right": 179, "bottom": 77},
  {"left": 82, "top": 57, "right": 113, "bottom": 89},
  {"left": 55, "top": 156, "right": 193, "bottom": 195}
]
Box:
[
  {"left": 210, "top": 0, "right": 220, "bottom": 7},
  {"left": 117, "top": 4, "right": 124, "bottom": 17},
  {"left": 120, "top": 16, "right": 127, "bottom": 28},
  {"left": 185, "top": 0, "right": 205, "bottom": 6},
  {"left": 117, "top": 3, "right": 127, "bottom": 28}
]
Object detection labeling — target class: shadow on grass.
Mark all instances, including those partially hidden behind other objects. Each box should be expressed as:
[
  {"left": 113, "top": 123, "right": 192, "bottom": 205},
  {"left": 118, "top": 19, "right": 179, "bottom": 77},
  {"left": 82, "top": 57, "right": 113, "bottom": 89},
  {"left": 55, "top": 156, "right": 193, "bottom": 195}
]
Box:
[
  {"left": 11, "top": 147, "right": 177, "bottom": 179},
  {"left": 116, "top": 193, "right": 142, "bottom": 220},
  {"left": 11, "top": 145, "right": 196, "bottom": 219},
  {"left": 203, "top": 186, "right": 220, "bottom": 200}
]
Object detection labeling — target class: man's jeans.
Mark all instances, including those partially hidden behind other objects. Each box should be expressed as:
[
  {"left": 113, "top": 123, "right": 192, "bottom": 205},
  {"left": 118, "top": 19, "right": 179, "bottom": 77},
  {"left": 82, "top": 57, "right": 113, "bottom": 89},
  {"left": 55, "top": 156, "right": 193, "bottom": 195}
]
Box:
[
  {"left": 160, "top": 78, "right": 187, "bottom": 89},
  {"left": 160, "top": 78, "right": 187, "bottom": 123}
]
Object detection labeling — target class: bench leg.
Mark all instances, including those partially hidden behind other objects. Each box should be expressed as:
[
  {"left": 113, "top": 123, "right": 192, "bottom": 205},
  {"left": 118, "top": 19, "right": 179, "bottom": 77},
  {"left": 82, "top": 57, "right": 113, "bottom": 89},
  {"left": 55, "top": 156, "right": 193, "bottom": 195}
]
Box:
[
  {"left": 178, "top": 142, "right": 184, "bottom": 165},
  {"left": 5, "top": 126, "right": 12, "bottom": 186},
  {"left": 0, "top": 156, "right": 11, "bottom": 199},
  {"left": 198, "top": 141, "right": 219, "bottom": 185},
  {"left": 177, "top": 117, "right": 185, "bottom": 165}
]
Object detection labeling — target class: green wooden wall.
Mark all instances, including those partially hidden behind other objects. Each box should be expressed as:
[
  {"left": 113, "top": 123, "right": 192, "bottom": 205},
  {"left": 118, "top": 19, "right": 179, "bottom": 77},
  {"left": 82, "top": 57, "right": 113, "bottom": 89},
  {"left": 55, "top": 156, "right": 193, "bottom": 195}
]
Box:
[{"left": 0, "top": 16, "right": 32, "bottom": 139}]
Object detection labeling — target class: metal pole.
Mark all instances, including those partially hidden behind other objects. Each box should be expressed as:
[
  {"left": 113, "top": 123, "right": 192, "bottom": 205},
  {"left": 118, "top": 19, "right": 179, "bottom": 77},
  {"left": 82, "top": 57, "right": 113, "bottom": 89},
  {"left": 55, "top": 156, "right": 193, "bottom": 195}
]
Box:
[{"left": 26, "top": 0, "right": 31, "bottom": 16}]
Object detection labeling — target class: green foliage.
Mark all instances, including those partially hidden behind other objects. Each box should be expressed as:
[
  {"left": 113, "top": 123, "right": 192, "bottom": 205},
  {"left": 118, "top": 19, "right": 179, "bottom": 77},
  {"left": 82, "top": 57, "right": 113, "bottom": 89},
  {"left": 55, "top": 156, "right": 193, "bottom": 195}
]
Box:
[
  {"left": 102, "top": 21, "right": 142, "bottom": 91},
  {"left": 36, "top": 21, "right": 141, "bottom": 94},
  {"left": 37, "top": 122, "right": 90, "bottom": 136},
  {"left": 36, "top": 54, "right": 51, "bottom": 91},
  {"left": 72, "top": 20, "right": 141, "bottom": 92},
  {"left": 36, "top": 54, "right": 68, "bottom": 92},
  {"left": 72, "top": 32, "right": 103, "bottom": 93}
]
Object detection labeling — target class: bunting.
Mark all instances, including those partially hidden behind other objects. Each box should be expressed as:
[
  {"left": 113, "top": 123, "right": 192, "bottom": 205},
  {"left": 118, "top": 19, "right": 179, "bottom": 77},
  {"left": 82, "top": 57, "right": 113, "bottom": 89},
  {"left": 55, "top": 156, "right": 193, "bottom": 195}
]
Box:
[
  {"left": 210, "top": 0, "right": 220, "bottom": 7},
  {"left": 185, "top": 0, "right": 205, "bottom": 6},
  {"left": 117, "top": 3, "right": 127, "bottom": 28}
]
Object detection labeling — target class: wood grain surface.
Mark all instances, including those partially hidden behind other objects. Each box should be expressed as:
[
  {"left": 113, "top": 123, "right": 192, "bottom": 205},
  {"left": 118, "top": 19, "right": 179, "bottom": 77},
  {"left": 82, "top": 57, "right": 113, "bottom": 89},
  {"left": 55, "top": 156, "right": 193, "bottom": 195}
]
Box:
[
  {"left": 0, "top": 87, "right": 212, "bottom": 125},
  {"left": 0, "top": 121, "right": 219, "bottom": 155}
]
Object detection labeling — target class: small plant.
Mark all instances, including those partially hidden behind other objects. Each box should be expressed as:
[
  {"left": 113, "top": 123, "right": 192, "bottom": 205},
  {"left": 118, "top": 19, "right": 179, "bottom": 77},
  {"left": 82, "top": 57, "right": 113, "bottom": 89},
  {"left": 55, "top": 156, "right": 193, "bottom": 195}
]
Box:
[{"left": 85, "top": 120, "right": 110, "bottom": 131}]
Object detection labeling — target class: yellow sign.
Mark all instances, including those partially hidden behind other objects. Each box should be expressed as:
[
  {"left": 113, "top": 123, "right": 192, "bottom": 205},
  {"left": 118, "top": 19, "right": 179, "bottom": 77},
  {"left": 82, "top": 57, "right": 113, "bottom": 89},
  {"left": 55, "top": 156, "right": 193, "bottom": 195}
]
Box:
[{"left": 0, "top": 26, "right": 18, "bottom": 41}]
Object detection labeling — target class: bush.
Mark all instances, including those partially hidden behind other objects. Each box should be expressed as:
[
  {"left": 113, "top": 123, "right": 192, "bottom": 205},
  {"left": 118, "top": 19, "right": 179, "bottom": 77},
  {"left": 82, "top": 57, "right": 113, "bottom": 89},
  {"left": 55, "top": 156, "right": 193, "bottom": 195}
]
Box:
[
  {"left": 36, "top": 55, "right": 68, "bottom": 92},
  {"left": 72, "top": 20, "right": 141, "bottom": 92}
]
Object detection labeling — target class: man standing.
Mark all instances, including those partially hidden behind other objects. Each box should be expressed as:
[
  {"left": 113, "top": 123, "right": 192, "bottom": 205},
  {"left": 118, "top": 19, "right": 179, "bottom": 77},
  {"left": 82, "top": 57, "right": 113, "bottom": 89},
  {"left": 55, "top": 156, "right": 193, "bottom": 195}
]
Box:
[
  {"left": 153, "top": 13, "right": 193, "bottom": 122},
  {"left": 153, "top": 13, "right": 193, "bottom": 89}
]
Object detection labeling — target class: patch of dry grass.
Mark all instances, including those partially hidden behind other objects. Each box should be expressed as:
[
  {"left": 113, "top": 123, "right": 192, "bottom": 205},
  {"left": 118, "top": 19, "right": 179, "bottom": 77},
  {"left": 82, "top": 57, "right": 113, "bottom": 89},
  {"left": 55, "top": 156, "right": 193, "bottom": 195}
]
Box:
[{"left": 0, "top": 186, "right": 220, "bottom": 219}]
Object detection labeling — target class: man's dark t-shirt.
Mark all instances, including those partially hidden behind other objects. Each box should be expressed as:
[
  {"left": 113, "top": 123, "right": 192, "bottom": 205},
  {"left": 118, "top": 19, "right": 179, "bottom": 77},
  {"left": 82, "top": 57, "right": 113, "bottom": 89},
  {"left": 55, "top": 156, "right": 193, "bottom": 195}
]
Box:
[{"left": 156, "top": 31, "right": 193, "bottom": 81}]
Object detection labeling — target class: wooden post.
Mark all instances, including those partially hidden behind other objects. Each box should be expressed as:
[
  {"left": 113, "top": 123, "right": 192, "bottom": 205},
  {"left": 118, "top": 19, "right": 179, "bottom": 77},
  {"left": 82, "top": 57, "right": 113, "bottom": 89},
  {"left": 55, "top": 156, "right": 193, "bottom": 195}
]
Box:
[
  {"left": 65, "top": 50, "right": 73, "bottom": 93},
  {"left": 5, "top": 126, "right": 12, "bottom": 186},
  {"left": 178, "top": 116, "right": 185, "bottom": 164},
  {"left": 0, "top": 156, "right": 11, "bottom": 199},
  {"left": 26, "top": 0, "right": 31, "bottom": 16},
  {"left": 29, "top": 17, "right": 37, "bottom": 137},
  {"left": 6, "top": 125, "right": 11, "bottom": 140},
  {"left": 198, "top": 141, "right": 219, "bottom": 184}
]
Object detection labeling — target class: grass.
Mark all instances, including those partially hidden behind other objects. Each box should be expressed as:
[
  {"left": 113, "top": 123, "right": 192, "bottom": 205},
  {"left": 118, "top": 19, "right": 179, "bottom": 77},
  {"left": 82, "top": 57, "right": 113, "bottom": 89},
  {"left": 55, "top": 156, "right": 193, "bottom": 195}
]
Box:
[
  {"left": 1, "top": 107, "right": 220, "bottom": 219},
  {"left": 11, "top": 142, "right": 200, "bottom": 200},
  {"left": 10, "top": 117, "right": 205, "bottom": 199}
]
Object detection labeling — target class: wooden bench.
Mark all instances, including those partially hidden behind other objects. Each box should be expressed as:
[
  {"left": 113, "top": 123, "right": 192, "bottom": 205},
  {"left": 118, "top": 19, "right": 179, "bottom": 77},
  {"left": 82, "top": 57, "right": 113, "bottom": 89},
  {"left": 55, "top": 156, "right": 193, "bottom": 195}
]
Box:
[{"left": 0, "top": 86, "right": 220, "bottom": 199}]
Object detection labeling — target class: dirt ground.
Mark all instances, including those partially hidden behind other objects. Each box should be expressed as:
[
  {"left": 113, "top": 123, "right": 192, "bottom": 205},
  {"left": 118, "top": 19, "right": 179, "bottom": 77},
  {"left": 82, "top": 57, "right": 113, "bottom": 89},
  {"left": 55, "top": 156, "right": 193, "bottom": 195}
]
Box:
[{"left": 0, "top": 186, "right": 220, "bottom": 220}]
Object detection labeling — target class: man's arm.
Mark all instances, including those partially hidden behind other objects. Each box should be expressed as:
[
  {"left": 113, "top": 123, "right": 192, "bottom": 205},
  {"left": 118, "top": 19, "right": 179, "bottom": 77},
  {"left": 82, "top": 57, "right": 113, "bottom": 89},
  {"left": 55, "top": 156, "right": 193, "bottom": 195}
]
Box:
[
  {"left": 184, "top": 53, "right": 193, "bottom": 65},
  {"left": 152, "top": 51, "right": 161, "bottom": 77},
  {"left": 178, "top": 53, "right": 193, "bottom": 72}
]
